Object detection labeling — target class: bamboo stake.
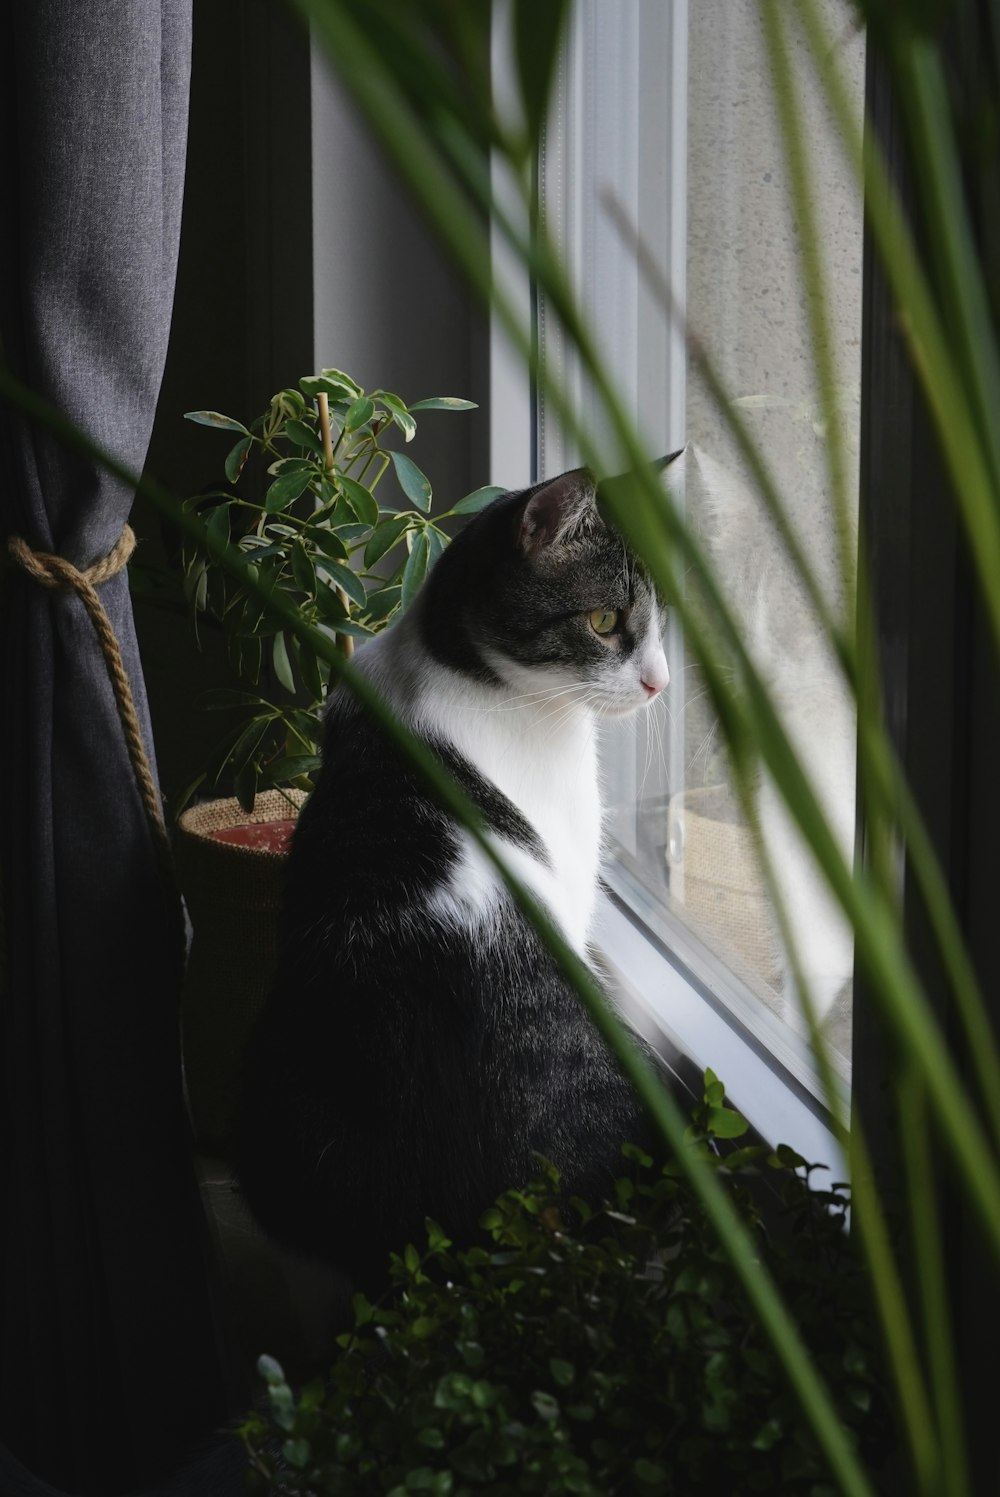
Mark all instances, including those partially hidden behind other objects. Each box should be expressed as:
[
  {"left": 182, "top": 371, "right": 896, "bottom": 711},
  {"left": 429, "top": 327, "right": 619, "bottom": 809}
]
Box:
[{"left": 316, "top": 391, "right": 355, "bottom": 660}]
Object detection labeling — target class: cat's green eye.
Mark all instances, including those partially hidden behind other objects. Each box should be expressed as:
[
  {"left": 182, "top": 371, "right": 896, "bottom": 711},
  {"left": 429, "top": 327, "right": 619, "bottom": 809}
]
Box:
[{"left": 589, "top": 608, "right": 618, "bottom": 636}]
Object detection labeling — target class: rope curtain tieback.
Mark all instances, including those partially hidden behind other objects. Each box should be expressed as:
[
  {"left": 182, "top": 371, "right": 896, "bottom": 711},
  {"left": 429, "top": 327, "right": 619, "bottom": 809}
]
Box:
[{"left": 6, "top": 525, "right": 180, "bottom": 916}]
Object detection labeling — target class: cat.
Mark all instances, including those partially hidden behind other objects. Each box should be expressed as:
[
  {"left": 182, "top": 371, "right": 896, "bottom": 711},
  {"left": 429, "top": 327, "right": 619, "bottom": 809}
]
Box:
[{"left": 232, "top": 460, "right": 676, "bottom": 1288}]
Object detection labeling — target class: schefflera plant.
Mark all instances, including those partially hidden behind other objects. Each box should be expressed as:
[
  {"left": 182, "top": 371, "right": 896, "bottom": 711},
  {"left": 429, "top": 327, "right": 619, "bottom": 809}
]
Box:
[{"left": 180, "top": 368, "right": 501, "bottom": 812}]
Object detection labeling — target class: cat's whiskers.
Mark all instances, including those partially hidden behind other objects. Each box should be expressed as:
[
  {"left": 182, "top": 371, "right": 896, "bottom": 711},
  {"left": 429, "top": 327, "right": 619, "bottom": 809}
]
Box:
[
  {"left": 688, "top": 718, "right": 720, "bottom": 777},
  {"left": 534, "top": 692, "right": 594, "bottom": 745},
  {"left": 567, "top": 695, "right": 603, "bottom": 774},
  {"left": 534, "top": 684, "right": 606, "bottom": 750},
  {"left": 645, "top": 699, "right": 667, "bottom": 797},
  {"left": 473, "top": 682, "right": 589, "bottom": 716}
]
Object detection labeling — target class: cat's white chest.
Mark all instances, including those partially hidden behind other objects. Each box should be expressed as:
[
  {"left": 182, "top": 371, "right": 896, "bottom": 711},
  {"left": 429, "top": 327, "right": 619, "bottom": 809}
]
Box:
[
  {"left": 486, "top": 722, "right": 602, "bottom": 950},
  {"left": 420, "top": 673, "right": 603, "bottom": 952},
  {"left": 354, "top": 628, "right": 605, "bottom": 951}
]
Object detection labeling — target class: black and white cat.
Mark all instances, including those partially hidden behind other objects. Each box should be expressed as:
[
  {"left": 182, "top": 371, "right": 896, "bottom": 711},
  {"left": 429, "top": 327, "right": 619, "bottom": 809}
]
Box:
[{"left": 234, "top": 461, "right": 674, "bottom": 1287}]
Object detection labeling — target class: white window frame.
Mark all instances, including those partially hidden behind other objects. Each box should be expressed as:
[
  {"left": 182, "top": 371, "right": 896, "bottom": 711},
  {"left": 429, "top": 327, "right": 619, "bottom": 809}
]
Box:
[{"left": 490, "top": 0, "right": 845, "bottom": 1174}]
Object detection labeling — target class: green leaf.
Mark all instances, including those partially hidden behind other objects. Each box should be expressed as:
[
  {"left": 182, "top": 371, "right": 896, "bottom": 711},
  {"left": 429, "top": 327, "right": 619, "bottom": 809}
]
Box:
[
  {"left": 289, "top": 635, "right": 324, "bottom": 703},
  {"left": 316, "top": 617, "right": 374, "bottom": 641},
  {"left": 408, "top": 397, "right": 478, "bottom": 412},
  {"left": 364, "top": 514, "right": 411, "bottom": 568},
  {"left": 313, "top": 586, "right": 348, "bottom": 623},
  {"left": 377, "top": 391, "right": 417, "bottom": 442},
  {"left": 752, "top": 1418, "right": 783, "bottom": 1452},
  {"left": 316, "top": 558, "right": 367, "bottom": 609},
  {"left": 707, "top": 1106, "right": 750, "bottom": 1139},
  {"left": 282, "top": 1439, "right": 311, "bottom": 1470},
  {"left": 291, "top": 542, "right": 317, "bottom": 597},
  {"left": 204, "top": 504, "right": 231, "bottom": 557},
  {"left": 237, "top": 540, "right": 285, "bottom": 561},
  {"left": 308, "top": 526, "right": 350, "bottom": 562},
  {"left": 391, "top": 450, "right": 432, "bottom": 511},
  {"left": 339, "top": 475, "right": 379, "bottom": 527},
  {"left": 267, "top": 457, "right": 315, "bottom": 477},
  {"left": 344, "top": 395, "right": 375, "bottom": 431},
  {"left": 234, "top": 759, "right": 259, "bottom": 814},
  {"left": 549, "top": 1358, "right": 574, "bottom": 1387},
  {"left": 228, "top": 715, "right": 272, "bottom": 780},
  {"left": 704, "top": 1070, "right": 725, "bottom": 1108},
  {"left": 299, "top": 373, "right": 359, "bottom": 401},
  {"left": 264, "top": 470, "right": 313, "bottom": 512},
  {"left": 257, "top": 1354, "right": 285, "bottom": 1385},
  {"left": 530, "top": 1390, "right": 559, "bottom": 1422},
  {"left": 401, "top": 529, "right": 430, "bottom": 607},
  {"left": 363, "top": 585, "right": 402, "bottom": 622},
  {"left": 266, "top": 753, "right": 321, "bottom": 783},
  {"left": 183, "top": 410, "right": 249, "bottom": 434},
  {"left": 768, "top": 1143, "right": 808, "bottom": 1171},
  {"left": 225, "top": 435, "right": 253, "bottom": 483},
  {"left": 318, "top": 366, "right": 362, "bottom": 395},
  {"left": 285, "top": 418, "right": 324, "bottom": 454},
  {"left": 272, "top": 632, "right": 296, "bottom": 693},
  {"left": 270, "top": 388, "right": 307, "bottom": 420},
  {"left": 448, "top": 485, "right": 506, "bottom": 516},
  {"left": 424, "top": 1218, "right": 452, "bottom": 1251}
]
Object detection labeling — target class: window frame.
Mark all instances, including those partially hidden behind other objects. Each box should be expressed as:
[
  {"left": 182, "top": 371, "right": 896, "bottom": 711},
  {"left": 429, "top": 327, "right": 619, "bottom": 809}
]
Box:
[{"left": 489, "top": 0, "right": 855, "bottom": 1166}]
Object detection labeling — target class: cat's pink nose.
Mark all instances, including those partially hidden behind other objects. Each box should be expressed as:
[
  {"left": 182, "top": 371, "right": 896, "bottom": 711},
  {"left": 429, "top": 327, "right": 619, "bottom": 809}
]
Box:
[{"left": 641, "top": 679, "right": 661, "bottom": 698}]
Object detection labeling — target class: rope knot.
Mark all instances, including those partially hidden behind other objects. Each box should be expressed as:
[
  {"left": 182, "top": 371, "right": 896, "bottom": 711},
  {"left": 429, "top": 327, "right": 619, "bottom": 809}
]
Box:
[
  {"left": 5, "top": 524, "right": 176, "bottom": 898},
  {"left": 7, "top": 524, "right": 136, "bottom": 592}
]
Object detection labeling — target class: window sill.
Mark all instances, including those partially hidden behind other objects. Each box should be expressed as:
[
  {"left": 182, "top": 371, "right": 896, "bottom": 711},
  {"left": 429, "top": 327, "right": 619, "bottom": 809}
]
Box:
[{"left": 592, "top": 882, "right": 847, "bottom": 1177}]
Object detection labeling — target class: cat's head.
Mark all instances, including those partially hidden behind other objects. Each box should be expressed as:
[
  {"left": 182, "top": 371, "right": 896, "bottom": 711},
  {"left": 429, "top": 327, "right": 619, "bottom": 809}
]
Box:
[{"left": 419, "top": 460, "right": 675, "bottom": 718}]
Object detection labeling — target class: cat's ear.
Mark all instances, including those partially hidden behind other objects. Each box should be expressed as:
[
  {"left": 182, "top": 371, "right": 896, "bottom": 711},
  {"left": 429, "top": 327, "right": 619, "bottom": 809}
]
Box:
[{"left": 515, "top": 468, "right": 597, "bottom": 556}]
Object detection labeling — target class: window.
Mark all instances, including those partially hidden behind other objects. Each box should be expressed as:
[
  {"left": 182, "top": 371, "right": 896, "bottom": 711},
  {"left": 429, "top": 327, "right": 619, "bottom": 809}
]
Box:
[{"left": 498, "top": 0, "right": 866, "bottom": 1158}]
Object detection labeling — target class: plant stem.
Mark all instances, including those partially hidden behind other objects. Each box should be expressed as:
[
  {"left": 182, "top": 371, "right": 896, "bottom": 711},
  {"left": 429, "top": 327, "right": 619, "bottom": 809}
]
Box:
[{"left": 316, "top": 391, "right": 354, "bottom": 660}]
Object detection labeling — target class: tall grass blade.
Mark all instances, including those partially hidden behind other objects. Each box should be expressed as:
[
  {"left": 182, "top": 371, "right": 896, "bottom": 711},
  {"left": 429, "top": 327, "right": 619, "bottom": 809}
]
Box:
[
  {"left": 1, "top": 294, "right": 880, "bottom": 1497},
  {"left": 796, "top": 0, "right": 1000, "bottom": 669},
  {"left": 293, "top": 0, "right": 1000, "bottom": 1281}
]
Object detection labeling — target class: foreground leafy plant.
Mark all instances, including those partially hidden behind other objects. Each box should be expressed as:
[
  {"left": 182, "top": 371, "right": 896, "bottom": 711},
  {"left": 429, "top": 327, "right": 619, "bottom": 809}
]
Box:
[
  {"left": 179, "top": 372, "right": 499, "bottom": 809},
  {"left": 240, "top": 1076, "right": 889, "bottom": 1496}
]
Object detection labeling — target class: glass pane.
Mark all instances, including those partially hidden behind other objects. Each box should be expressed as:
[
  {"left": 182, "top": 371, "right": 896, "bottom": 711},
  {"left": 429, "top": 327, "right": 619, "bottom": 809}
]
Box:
[{"left": 538, "top": 0, "right": 864, "bottom": 1088}]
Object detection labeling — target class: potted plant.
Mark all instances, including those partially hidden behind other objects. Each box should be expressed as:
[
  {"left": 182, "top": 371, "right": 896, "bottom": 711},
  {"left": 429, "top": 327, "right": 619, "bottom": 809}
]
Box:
[
  {"left": 238, "top": 1074, "right": 890, "bottom": 1495},
  {"left": 172, "top": 369, "right": 499, "bottom": 1151}
]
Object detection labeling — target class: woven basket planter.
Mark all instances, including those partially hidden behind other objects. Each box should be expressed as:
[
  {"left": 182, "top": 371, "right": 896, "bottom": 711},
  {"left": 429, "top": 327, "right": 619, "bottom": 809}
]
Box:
[
  {"left": 666, "top": 784, "right": 783, "bottom": 990},
  {"left": 176, "top": 789, "right": 306, "bottom": 1154}
]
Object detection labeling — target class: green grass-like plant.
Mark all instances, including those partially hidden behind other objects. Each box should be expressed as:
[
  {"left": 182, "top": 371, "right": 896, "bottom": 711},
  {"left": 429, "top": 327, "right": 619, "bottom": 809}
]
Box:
[{"left": 2, "top": 1, "right": 998, "bottom": 1491}]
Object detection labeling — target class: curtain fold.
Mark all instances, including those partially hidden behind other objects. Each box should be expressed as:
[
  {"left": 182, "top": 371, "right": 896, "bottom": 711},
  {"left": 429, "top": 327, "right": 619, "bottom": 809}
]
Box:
[{"left": 0, "top": 3, "right": 239, "bottom": 1492}]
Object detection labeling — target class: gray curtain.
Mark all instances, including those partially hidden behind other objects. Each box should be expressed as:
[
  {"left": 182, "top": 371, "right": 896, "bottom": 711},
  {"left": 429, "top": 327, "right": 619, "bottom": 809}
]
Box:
[{"left": 0, "top": 3, "right": 240, "bottom": 1492}]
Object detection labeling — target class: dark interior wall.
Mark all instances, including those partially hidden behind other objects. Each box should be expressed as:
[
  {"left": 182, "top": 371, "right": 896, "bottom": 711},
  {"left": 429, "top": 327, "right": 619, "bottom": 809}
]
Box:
[
  {"left": 134, "top": 0, "right": 488, "bottom": 805},
  {"left": 310, "top": 47, "right": 491, "bottom": 513}
]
